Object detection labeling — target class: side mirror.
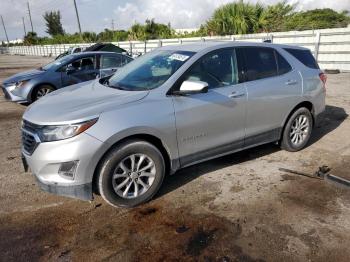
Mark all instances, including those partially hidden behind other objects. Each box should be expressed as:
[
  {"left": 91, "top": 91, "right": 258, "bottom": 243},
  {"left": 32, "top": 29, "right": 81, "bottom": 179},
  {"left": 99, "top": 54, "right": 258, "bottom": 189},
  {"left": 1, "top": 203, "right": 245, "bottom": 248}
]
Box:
[
  {"left": 66, "top": 66, "right": 76, "bottom": 75},
  {"left": 174, "top": 80, "right": 209, "bottom": 95}
]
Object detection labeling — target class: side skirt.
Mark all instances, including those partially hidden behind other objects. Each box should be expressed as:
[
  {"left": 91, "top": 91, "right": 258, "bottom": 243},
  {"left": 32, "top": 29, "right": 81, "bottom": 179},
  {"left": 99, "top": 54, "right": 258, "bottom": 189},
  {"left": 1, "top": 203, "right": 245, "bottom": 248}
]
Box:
[{"left": 177, "top": 127, "right": 281, "bottom": 170}]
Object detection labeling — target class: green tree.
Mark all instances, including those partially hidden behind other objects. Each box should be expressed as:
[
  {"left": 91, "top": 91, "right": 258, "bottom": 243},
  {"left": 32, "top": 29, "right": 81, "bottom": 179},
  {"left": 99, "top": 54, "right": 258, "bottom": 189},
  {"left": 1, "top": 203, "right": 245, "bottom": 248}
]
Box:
[
  {"left": 23, "top": 31, "right": 39, "bottom": 45},
  {"left": 43, "top": 11, "right": 65, "bottom": 36},
  {"left": 285, "top": 8, "right": 350, "bottom": 30},
  {"left": 97, "top": 29, "right": 129, "bottom": 42},
  {"left": 205, "top": 0, "right": 265, "bottom": 35},
  {"left": 261, "top": 1, "right": 295, "bottom": 32},
  {"left": 129, "top": 19, "right": 174, "bottom": 40}
]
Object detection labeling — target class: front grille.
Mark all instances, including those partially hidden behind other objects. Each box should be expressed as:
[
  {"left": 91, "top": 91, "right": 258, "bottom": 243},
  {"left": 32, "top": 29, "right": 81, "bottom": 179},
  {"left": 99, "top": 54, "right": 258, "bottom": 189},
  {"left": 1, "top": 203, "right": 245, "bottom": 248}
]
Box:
[
  {"left": 22, "top": 120, "right": 41, "bottom": 155},
  {"left": 22, "top": 120, "right": 41, "bottom": 133}
]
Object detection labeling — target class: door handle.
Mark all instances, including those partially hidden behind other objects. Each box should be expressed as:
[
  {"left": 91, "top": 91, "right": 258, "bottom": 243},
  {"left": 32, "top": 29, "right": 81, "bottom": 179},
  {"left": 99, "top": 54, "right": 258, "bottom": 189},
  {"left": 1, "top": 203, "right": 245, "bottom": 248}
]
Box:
[
  {"left": 111, "top": 68, "right": 117, "bottom": 72},
  {"left": 285, "top": 79, "right": 298, "bottom": 85},
  {"left": 229, "top": 92, "right": 245, "bottom": 99}
]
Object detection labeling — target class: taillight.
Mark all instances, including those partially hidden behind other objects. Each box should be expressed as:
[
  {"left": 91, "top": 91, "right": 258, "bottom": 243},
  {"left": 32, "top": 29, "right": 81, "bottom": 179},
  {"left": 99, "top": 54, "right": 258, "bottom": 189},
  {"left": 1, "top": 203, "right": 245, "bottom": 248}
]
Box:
[{"left": 319, "top": 73, "right": 327, "bottom": 88}]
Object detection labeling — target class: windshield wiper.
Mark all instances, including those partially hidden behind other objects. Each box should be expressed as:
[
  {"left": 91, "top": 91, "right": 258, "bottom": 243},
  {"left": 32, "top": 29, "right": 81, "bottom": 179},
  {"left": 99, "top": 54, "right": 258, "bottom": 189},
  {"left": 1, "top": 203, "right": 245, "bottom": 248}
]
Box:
[{"left": 38, "top": 66, "right": 46, "bottom": 71}]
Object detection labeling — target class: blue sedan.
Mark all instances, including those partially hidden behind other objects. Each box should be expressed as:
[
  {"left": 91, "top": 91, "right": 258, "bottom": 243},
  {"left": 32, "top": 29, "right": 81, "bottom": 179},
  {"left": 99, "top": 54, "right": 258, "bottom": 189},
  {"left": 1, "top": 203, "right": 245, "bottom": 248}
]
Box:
[{"left": 1, "top": 51, "right": 133, "bottom": 104}]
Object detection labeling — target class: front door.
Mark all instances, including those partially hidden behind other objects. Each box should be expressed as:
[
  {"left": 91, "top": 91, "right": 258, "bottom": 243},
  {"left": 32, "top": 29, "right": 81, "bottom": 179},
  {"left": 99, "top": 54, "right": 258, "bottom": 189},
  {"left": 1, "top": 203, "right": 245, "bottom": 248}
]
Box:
[
  {"left": 172, "top": 48, "right": 247, "bottom": 166},
  {"left": 61, "top": 55, "right": 98, "bottom": 87}
]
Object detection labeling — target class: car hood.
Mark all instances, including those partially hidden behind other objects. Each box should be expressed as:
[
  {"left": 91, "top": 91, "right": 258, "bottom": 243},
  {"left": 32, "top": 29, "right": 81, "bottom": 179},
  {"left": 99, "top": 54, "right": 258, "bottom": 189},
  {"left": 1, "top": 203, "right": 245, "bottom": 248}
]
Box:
[
  {"left": 23, "top": 80, "right": 149, "bottom": 124},
  {"left": 3, "top": 69, "right": 45, "bottom": 85}
]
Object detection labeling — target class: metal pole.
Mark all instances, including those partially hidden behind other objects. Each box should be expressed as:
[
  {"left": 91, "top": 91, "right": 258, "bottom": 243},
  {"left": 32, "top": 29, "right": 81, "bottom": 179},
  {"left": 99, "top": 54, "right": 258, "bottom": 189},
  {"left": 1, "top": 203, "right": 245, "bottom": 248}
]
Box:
[
  {"left": 314, "top": 32, "right": 321, "bottom": 62},
  {"left": 73, "top": 0, "right": 82, "bottom": 34},
  {"left": 27, "top": 1, "right": 34, "bottom": 32},
  {"left": 22, "top": 17, "right": 27, "bottom": 36},
  {"left": 111, "top": 19, "right": 115, "bottom": 31},
  {"left": 1, "top": 15, "right": 10, "bottom": 45}
]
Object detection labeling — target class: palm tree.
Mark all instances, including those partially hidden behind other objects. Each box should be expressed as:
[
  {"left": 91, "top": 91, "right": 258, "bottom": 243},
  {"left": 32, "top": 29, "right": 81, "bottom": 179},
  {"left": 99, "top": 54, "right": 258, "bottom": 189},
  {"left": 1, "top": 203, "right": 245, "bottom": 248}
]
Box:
[
  {"left": 260, "top": 1, "right": 295, "bottom": 32},
  {"left": 206, "top": 0, "right": 265, "bottom": 35}
]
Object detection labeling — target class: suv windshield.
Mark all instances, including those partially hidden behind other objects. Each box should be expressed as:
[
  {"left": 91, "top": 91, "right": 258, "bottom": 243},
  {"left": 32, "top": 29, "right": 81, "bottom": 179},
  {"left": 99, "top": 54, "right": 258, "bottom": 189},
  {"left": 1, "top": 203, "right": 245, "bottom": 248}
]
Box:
[
  {"left": 41, "top": 55, "right": 74, "bottom": 71},
  {"left": 107, "top": 50, "right": 195, "bottom": 91}
]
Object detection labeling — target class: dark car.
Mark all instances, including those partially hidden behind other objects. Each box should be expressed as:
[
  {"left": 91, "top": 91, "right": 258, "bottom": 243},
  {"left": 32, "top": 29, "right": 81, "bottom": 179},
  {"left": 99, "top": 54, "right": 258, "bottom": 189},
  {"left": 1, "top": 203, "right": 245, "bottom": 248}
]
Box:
[
  {"left": 55, "top": 43, "right": 129, "bottom": 60},
  {"left": 2, "top": 51, "right": 133, "bottom": 104},
  {"left": 84, "top": 43, "right": 128, "bottom": 54}
]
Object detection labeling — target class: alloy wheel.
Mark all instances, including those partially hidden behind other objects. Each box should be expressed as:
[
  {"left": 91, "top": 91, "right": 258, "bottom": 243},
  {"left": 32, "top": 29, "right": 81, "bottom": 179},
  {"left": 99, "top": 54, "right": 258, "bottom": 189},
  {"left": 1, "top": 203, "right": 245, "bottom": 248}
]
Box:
[
  {"left": 290, "top": 114, "right": 310, "bottom": 145},
  {"left": 36, "top": 87, "right": 52, "bottom": 99},
  {"left": 112, "top": 154, "right": 156, "bottom": 199}
]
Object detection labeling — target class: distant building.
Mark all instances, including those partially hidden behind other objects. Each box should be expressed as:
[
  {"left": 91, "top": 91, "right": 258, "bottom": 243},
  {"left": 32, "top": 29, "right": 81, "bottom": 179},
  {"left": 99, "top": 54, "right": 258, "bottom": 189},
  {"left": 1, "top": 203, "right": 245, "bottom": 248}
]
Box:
[
  {"left": 174, "top": 28, "right": 199, "bottom": 34},
  {"left": 4, "top": 39, "right": 24, "bottom": 44}
]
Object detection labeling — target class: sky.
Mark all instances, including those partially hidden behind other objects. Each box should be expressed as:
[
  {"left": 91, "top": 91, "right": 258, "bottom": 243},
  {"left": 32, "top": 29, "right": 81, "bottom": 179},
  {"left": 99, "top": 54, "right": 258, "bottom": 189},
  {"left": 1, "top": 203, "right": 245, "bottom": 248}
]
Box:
[{"left": 1, "top": 0, "right": 350, "bottom": 41}]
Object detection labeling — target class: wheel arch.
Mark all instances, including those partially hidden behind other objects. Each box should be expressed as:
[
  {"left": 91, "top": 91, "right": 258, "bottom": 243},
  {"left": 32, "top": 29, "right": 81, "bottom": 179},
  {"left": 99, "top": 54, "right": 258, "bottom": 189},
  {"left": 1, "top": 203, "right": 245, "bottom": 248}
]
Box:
[
  {"left": 29, "top": 82, "right": 57, "bottom": 102},
  {"left": 280, "top": 101, "right": 315, "bottom": 141},
  {"left": 92, "top": 133, "right": 174, "bottom": 195}
]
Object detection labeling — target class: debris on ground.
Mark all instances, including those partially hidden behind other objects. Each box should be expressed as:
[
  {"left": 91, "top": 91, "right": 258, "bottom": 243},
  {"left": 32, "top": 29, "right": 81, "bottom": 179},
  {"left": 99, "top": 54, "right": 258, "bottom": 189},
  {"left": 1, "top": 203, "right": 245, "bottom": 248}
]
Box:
[{"left": 279, "top": 166, "right": 350, "bottom": 189}]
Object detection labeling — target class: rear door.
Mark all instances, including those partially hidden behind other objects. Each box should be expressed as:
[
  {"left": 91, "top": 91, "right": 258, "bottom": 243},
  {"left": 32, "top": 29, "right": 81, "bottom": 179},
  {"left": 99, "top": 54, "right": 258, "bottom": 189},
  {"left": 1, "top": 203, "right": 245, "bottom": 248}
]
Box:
[
  {"left": 172, "top": 48, "right": 247, "bottom": 166},
  {"left": 239, "top": 47, "right": 303, "bottom": 146},
  {"left": 100, "top": 54, "right": 123, "bottom": 77}
]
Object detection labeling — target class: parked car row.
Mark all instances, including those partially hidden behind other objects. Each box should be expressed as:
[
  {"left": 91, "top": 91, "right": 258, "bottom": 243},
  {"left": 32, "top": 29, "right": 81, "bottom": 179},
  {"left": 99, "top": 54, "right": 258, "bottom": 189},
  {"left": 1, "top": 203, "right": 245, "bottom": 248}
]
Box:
[
  {"left": 1, "top": 51, "right": 133, "bottom": 103},
  {"left": 2, "top": 42, "right": 326, "bottom": 208},
  {"left": 55, "top": 43, "right": 129, "bottom": 60}
]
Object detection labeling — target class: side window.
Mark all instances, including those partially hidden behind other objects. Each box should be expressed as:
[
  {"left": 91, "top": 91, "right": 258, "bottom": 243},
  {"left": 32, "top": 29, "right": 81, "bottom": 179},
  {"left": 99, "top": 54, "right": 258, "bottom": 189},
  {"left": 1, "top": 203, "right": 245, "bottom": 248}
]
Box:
[
  {"left": 122, "top": 56, "right": 133, "bottom": 65},
  {"left": 183, "top": 48, "right": 239, "bottom": 89},
  {"left": 243, "top": 47, "right": 278, "bottom": 81},
  {"left": 284, "top": 48, "right": 319, "bottom": 69},
  {"left": 101, "top": 55, "right": 122, "bottom": 69},
  {"left": 66, "top": 56, "right": 95, "bottom": 71},
  {"left": 276, "top": 52, "right": 292, "bottom": 75}
]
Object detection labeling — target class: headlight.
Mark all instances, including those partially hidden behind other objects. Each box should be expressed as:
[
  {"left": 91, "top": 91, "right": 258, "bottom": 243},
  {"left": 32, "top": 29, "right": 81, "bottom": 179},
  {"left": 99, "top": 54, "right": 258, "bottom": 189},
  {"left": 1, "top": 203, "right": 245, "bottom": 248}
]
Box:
[
  {"left": 15, "top": 80, "right": 29, "bottom": 88},
  {"left": 38, "top": 118, "right": 98, "bottom": 142}
]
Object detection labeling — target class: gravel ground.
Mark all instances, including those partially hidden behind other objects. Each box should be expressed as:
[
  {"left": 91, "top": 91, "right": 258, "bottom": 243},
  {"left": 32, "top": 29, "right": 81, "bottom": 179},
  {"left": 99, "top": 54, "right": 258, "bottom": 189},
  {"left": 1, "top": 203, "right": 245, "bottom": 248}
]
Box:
[{"left": 0, "top": 55, "right": 350, "bottom": 262}]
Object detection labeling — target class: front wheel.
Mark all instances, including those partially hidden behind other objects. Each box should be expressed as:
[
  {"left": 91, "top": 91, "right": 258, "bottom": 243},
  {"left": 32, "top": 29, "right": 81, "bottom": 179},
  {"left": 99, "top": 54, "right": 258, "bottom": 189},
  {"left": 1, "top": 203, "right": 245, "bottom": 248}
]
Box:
[
  {"left": 97, "top": 140, "right": 165, "bottom": 208},
  {"left": 32, "top": 85, "right": 55, "bottom": 102},
  {"left": 281, "top": 107, "right": 313, "bottom": 152}
]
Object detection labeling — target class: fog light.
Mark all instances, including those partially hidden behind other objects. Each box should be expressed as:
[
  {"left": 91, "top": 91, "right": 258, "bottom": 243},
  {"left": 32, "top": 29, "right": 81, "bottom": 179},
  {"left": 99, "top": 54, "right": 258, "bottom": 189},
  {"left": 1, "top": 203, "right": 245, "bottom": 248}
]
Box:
[{"left": 58, "top": 161, "right": 79, "bottom": 179}]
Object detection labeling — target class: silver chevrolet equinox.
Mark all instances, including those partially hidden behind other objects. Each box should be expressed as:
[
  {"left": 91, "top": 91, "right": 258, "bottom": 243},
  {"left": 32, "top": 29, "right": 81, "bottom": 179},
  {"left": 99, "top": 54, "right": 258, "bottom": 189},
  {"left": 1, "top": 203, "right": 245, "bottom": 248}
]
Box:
[{"left": 21, "top": 42, "right": 326, "bottom": 207}]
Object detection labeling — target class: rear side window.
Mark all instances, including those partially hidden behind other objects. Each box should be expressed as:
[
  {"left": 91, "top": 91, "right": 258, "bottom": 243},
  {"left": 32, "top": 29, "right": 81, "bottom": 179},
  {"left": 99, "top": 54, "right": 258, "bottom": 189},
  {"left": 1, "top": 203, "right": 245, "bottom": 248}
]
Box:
[
  {"left": 284, "top": 48, "right": 319, "bottom": 69},
  {"left": 276, "top": 52, "right": 292, "bottom": 75},
  {"left": 101, "top": 55, "right": 122, "bottom": 69},
  {"left": 242, "top": 47, "right": 278, "bottom": 81}
]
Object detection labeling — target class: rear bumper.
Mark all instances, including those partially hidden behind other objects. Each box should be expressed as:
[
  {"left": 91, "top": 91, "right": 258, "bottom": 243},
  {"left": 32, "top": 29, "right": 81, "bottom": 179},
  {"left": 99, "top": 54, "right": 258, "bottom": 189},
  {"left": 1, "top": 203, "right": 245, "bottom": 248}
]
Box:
[{"left": 35, "top": 176, "right": 93, "bottom": 201}]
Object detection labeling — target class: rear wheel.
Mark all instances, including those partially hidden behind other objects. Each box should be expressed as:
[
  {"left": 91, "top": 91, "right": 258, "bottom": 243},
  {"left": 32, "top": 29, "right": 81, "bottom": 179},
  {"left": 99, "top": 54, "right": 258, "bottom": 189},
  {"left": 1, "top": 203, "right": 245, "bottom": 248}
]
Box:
[
  {"left": 32, "top": 85, "right": 55, "bottom": 102},
  {"left": 97, "top": 140, "right": 165, "bottom": 208},
  {"left": 281, "top": 107, "right": 313, "bottom": 152}
]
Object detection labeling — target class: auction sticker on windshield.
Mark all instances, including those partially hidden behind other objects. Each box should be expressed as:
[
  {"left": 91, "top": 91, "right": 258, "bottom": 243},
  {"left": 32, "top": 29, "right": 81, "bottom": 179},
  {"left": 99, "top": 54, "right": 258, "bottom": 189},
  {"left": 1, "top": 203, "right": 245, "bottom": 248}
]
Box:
[{"left": 169, "top": 53, "right": 190, "bottom": 62}]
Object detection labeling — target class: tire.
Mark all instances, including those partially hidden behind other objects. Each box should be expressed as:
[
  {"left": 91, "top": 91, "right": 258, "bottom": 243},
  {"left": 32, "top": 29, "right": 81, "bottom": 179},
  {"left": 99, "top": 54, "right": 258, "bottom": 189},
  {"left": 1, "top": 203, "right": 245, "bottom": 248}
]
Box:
[
  {"left": 281, "top": 107, "right": 313, "bottom": 152},
  {"left": 97, "top": 140, "right": 165, "bottom": 208},
  {"left": 32, "top": 85, "right": 55, "bottom": 102}
]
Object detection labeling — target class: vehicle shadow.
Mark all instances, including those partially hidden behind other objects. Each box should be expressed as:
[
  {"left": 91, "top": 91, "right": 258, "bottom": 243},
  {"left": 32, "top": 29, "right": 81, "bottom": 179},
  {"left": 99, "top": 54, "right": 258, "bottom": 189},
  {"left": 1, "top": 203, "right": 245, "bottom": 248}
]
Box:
[
  {"left": 309, "top": 105, "right": 348, "bottom": 145},
  {"left": 158, "top": 143, "right": 280, "bottom": 198},
  {"left": 157, "top": 104, "right": 347, "bottom": 198}
]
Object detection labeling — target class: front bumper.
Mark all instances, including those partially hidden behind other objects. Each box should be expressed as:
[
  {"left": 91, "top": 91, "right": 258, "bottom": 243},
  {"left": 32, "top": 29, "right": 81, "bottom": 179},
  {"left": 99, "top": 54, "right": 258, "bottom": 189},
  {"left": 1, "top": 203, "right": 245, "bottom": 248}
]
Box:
[
  {"left": 22, "top": 132, "right": 107, "bottom": 201},
  {"left": 1, "top": 84, "right": 27, "bottom": 102},
  {"left": 35, "top": 176, "right": 93, "bottom": 201}
]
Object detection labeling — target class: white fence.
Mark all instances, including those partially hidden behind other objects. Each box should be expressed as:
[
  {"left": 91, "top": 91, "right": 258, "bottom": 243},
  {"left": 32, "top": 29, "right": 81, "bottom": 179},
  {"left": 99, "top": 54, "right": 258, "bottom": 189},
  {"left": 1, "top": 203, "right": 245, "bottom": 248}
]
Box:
[{"left": 1, "top": 27, "right": 350, "bottom": 71}]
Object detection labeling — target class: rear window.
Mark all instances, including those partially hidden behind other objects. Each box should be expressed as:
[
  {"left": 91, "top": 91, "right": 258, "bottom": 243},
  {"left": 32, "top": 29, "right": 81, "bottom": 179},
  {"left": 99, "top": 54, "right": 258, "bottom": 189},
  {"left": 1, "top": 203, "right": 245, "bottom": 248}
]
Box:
[{"left": 284, "top": 48, "right": 319, "bottom": 69}]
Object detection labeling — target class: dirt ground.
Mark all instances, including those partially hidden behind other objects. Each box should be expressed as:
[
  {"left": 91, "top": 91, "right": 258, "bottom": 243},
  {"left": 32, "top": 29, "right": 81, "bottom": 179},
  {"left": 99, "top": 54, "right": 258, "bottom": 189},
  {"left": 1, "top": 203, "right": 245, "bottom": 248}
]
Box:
[{"left": 0, "top": 55, "right": 350, "bottom": 262}]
